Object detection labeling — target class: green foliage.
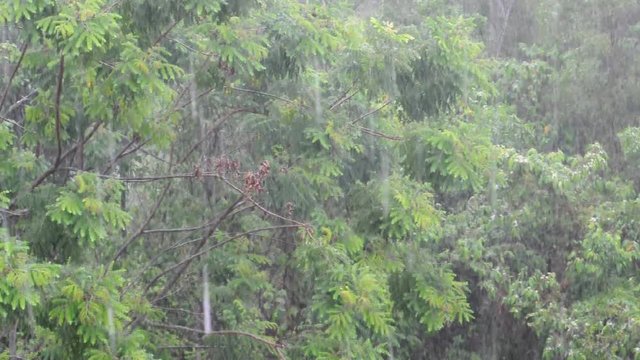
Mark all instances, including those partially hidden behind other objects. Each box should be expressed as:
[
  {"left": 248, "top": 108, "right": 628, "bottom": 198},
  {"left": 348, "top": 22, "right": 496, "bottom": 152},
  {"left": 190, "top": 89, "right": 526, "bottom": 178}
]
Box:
[
  {"left": 0, "top": 230, "right": 58, "bottom": 318},
  {"left": 396, "top": 16, "right": 491, "bottom": 120},
  {"left": 3, "top": 0, "right": 640, "bottom": 359},
  {"left": 47, "top": 172, "right": 130, "bottom": 244},
  {"left": 391, "top": 262, "right": 473, "bottom": 333},
  {"left": 402, "top": 121, "right": 495, "bottom": 191},
  {"left": 39, "top": 267, "right": 153, "bottom": 359}
]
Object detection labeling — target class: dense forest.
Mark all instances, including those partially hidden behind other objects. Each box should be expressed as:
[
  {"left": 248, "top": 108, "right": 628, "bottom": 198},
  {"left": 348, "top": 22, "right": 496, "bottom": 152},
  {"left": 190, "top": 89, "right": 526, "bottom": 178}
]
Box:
[{"left": 1, "top": 0, "right": 640, "bottom": 359}]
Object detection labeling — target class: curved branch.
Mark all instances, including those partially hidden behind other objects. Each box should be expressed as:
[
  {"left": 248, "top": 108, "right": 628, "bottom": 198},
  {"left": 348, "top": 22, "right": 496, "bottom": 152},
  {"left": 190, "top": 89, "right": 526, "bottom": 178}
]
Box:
[
  {"left": 147, "top": 196, "right": 245, "bottom": 300},
  {"left": 143, "top": 224, "right": 300, "bottom": 289},
  {"left": 146, "top": 322, "right": 286, "bottom": 360},
  {"left": 219, "top": 177, "right": 312, "bottom": 232}
]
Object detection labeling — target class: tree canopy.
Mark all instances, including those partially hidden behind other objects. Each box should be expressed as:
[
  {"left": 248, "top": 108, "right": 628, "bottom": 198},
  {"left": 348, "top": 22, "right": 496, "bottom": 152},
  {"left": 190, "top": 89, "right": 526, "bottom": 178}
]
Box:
[{"left": 1, "top": 0, "right": 640, "bottom": 359}]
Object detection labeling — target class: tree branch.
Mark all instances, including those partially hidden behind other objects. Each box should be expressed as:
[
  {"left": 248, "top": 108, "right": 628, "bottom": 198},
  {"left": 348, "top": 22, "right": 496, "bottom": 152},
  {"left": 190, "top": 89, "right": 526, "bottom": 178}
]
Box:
[
  {"left": 0, "top": 41, "right": 29, "bottom": 115},
  {"left": 329, "top": 87, "right": 358, "bottom": 111},
  {"left": 4, "top": 89, "right": 37, "bottom": 117},
  {"left": 142, "top": 224, "right": 300, "bottom": 290},
  {"left": 104, "top": 173, "right": 203, "bottom": 183},
  {"left": 54, "top": 55, "right": 65, "bottom": 166},
  {"left": 121, "top": 204, "right": 254, "bottom": 295},
  {"left": 141, "top": 216, "right": 223, "bottom": 235},
  {"left": 102, "top": 136, "right": 147, "bottom": 174},
  {"left": 178, "top": 108, "right": 252, "bottom": 163},
  {"left": 351, "top": 124, "right": 403, "bottom": 141},
  {"left": 152, "top": 19, "right": 181, "bottom": 48},
  {"left": 112, "top": 182, "right": 172, "bottom": 263},
  {"left": 219, "top": 177, "right": 312, "bottom": 232},
  {"left": 350, "top": 99, "right": 391, "bottom": 125},
  {"left": 146, "top": 322, "right": 286, "bottom": 360},
  {"left": 0, "top": 208, "right": 29, "bottom": 217},
  {"left": 29, "top": 121, "right": 101, "bottom": 191},
  {"left": 228, "top": 86, "right": 305, "bottom": 107},
  {"left": 147, "top": 196, "right": 245, "bottom": 301},
  {"left": 0, "top": 116, "right": 23, "bottom": 129}
]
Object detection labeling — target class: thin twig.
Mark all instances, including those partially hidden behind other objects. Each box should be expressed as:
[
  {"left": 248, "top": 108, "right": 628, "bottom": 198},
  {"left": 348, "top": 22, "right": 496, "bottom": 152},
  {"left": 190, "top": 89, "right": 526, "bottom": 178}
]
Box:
[
  {"left": 157, "top": 345, "right": 220, "bottom": 350},
  {"left": 219, "top": 177, "right": 312, "bottom": 232},
  {"left": 121, "top": 139, "right": 149, "bottom": 158},
  {"left": 146, "top": 322, "right": 286, "bottom": 360},
  {"left": 352, "top": 124, "right": 403, "bottom": 141},
  {"left": 138, "top": 148, "right": 173, "bottom": 165},
  {"left": 350, "top": 99, "right": 391, "bottom": 124},
  {"left": 178, "top": 109, "right": 251, "bottom": 163},
  {"left": 122, "top": 205, "right": 254, "bottom": 294},
  {"left": 152, "top": 19, "right": 181, "bottom": 48},
  {"left": 101, "top": 0, "right": 125, "bottom": 13},
  {"left": 329, "top": 87, "right": 358, "bottom": 111},
  {"left": 0, "top": 41, "right": 29, "bottom": 115},
  {"left": 0, "top": 208, "right": 29, "bottom": 217},
  {"left": 169, "top": 37, "right": 217, "bottom": 57},
  {"left": 4, "top": 89, "right": 37, "bottom": 116},
  {"left": 153, "top": 306, "right": 203, "bottom": 316},
  {"left": 112, "top": 182, "right": 172, "bottom": 263},
  {"left": 178, "top": 85, "right": 217, "bottom": 110},
  {"left": 228, "top": 86, "right": 305, "bottom": 107},
  {"left": 0, "top": 116, "right": 23, "bottom": 129},
  {"left": 124, "top": 199, "right": 245, "bottom": 331},
  {"left": 147, "top": 196, "right": 245, "bottom": 300},
  {"left": 103, "top": 138, "right": 136, "bottom": 173},
  {"left": 29, "top": 121, "right": 101, "bottom": 191},
  {"left": 111, "top": 145, "right": 175, "bottom": 266},
  {"left": 93, "top": 172, "right": 216, "bottom": 183},
  {"left": 103, "top": 137, "right": 148, "bottom": 174},
  {"left": 143, "top": 225, "right": 300, "bottom": 288},
  {"left": 142, "top": 218, "right": 221, "bottom": 235}
]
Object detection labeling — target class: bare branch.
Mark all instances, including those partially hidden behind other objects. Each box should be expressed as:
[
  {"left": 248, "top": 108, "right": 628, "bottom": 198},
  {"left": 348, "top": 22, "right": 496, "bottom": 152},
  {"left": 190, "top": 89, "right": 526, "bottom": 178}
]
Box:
[
  {"left": 54, "top": 55, "right": 65, "bottom": 166},
  {"left": 147, "top": 196, "right": 245, "bottom": 300},
  {"left": 142, "top": 224, "right": 300, "bottom": 289},
  {"left": 121, "top": 139, "right": 149, "bottom": 158},
  {"left": 0, "top": 41, "right": 29, "bottom": 115},
  {"left": 329, "top": 87, "right": 358, "bottom": 111},
  {"left": 112, "top": 182, "right": 172, "bottom": 263},
  {"left": 121, "top": 205, "right": 254, "bottom": 295},
  {"left": 157, "top": 345, "right": 219, "bottom": 350},
  {"left": 178, "top": 108, "right": 252, "bottom": 163},
  {"left": 102, "top": 136, "right": 148, "bottom": 174},
  {"left": 146, "top": 322, "right": 286, "bottom": 360},
  {"left": 0, "top": 208, "right": 29, "bottom": 217},
  {"left": 351, "top": 124, "right": 403, "bottom": 141},
  {"left": 178, "top": 85, "right": 216, "bottom": 110},
  {"left": 106, "top": 173, "right": 202, "bottom": 183},
  {"left": 350, "top": 99, "right": 391, "bottom": 125},
  {"left": 112, "top": 144, "right": 177, "bottom": 264},
  {"left": 228, "top": 86, "right": 305, "bottom": 107},
  {"left": 152, "top": 19, "right": 181, "bottom": 48},
  {"left": 219, "top": 177, "right": 312, "bottom": 232},
  {"left": 4, "top": 89, "right": 37, "bottom": 116},
  {"left": 142, "top": 217, "right": 222, "bottom": 235},
  {"left": 0, "top": 116, "right": 23, "bottom": 129},
  {"left": 29, "top": 121, "right": 102, "bottom": 191}
]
